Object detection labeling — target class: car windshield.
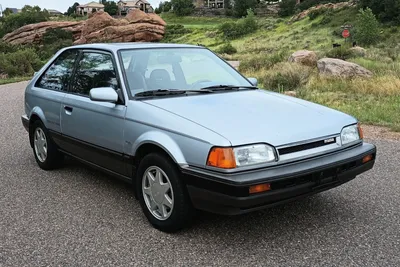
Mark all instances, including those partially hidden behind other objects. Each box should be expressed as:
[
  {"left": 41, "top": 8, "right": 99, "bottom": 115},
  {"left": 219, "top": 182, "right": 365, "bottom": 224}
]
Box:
[{"left": 119, "top": 48, "right": 253, "bottom": 96}]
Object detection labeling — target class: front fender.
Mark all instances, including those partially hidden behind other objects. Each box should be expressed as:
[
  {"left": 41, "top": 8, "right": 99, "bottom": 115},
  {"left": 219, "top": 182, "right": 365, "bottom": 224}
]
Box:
[{"left": 132, "top": 131, "right": 187, "bottom": 166}]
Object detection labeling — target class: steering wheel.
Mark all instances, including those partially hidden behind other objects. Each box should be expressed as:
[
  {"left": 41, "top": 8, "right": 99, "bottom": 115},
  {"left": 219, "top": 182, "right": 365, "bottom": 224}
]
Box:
[{"left": 190, "top": 79, "right": 213, "bottom": 90}]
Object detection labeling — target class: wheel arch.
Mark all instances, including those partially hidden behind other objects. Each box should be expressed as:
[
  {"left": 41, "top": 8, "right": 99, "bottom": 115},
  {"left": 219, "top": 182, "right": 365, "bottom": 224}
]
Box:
[
  {"left": 28, "top": 108, "right": 47, "bottom": 148},
  {"left": 132, "top": 132, "right": 187, "bottom": 167}
]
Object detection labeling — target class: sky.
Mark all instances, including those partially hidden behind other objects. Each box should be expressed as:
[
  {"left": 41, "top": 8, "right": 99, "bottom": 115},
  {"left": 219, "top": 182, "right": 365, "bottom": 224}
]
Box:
[{"left": 0, "top": 0, "right": 162, "bottom": 13}]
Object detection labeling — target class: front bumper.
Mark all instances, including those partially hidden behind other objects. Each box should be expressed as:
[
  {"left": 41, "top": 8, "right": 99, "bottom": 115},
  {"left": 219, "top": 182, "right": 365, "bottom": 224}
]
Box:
[
  {"left": 21, "top": 115, "right": 29, "bottom": 132},
  {"left": 182, "top": 143, "right": 376, "bottom": 215}
]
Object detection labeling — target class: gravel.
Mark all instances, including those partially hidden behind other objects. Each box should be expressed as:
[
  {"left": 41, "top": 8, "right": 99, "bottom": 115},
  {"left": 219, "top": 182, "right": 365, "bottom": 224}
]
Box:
[{"left": 0, "top": 81, "right": 399, "bottom": 266}]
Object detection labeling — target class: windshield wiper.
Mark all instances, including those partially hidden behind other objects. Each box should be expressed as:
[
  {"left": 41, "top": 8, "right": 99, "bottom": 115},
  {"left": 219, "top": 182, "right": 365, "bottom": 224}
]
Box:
[
  {"left": 200, "top": 85, "right": 258, "bottom": 91},
  {"left": 135, "top": 89, "right": 213, "bottom": 97}
]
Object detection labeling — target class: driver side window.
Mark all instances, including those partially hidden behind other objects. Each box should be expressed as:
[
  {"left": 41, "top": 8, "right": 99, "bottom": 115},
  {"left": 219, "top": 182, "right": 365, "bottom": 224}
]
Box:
[{"left": 70, "top": 52, "right": 118, "bottom": 96}]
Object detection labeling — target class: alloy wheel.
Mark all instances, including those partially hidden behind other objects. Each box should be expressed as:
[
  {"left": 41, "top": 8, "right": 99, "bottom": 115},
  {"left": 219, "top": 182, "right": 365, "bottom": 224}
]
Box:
[
  {"left": 33, "top": 128, "right": 47, "bottom": 163},
  {"left": 142, "top": 166, "right": 174, "bottom": 220}
]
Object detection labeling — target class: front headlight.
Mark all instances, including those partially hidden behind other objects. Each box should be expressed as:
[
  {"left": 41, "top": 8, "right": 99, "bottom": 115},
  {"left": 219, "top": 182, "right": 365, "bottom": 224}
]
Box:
[
  {"left": 233, "top": 144, "right": 276, "bottom": 167},
  {"left": 207, "top": 144, "right": 277, "bottom": 169},
  {"left": 341, "top": 124, "right": 363, "bottom": 145}
]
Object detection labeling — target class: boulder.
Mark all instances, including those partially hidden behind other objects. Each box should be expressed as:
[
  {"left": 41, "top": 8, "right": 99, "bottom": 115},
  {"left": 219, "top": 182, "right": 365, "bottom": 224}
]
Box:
[
  {"left": 288, "top": 50, "right": 318, "bottom": 67},
  {"left": 350, "top": 46, "right": 367, "bottom": 57},
  {"left": 2, "top": 9, "right": 166, "bottom": 45},
  {"left": 317, "top": 58, "right": 373, "bottom": 78},
  {"left": 227, "top": 61, "right": 240, "bottom": 70}
]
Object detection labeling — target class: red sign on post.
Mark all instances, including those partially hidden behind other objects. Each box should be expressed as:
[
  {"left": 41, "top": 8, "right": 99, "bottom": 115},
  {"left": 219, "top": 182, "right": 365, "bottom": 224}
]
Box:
[{"left": 342, "top": 29, "right": 350, "bottom": 39}]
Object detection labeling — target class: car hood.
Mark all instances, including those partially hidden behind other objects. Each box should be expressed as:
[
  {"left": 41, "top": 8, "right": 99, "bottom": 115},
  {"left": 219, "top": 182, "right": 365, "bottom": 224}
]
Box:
[{"left": 143, "top": 90, "right": 357, "bottom": 147}]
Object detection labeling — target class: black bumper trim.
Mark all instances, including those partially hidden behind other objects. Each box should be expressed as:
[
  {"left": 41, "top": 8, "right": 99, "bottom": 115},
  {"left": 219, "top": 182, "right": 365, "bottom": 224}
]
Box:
[
  {"left": 21, "top": 115, "right": 29, "bottom": 132},
  {"left": 182, "top": 143, "right": 376, "bottom": 215}
]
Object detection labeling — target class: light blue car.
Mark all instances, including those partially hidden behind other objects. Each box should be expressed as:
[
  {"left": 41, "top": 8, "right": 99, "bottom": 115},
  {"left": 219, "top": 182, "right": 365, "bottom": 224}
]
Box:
[{"left": 22, "top": 43, "right": 376, "bottom": 232}]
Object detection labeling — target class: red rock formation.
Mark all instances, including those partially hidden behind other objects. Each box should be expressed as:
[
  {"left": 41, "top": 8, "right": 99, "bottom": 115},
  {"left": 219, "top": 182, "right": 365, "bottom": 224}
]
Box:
[
  {"left": 2, "top": 21, "right": 82, "bottom": 45},
  {"left": 2, "top": 9, "right": 166, "bottom": 45},
  {"left": 74, "top": 10, "right": 165, "bottom": 44}
]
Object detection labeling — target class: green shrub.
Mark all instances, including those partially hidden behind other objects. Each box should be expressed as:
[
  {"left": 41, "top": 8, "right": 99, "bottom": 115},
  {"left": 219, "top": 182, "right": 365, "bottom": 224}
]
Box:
[
  {"left": 239, "top": 50, "right": 288, "bottom": 72},
  {"left": 355, "top": 8, "right": 380, "bottom": 46},
  {"left": 163, "top": 24, "right": 191, "bottom": 42},
  {"left": 258, "top": 63, "right": 312, "bottom": 91},
  {"left": 216, "top": 43, "right": 237, "bottom": 55},
  {"left": 0, "top": 48, "right": 43, "bottom": 77},
  {"left": 278, "top": 0, "right": 297, "bottom": 17},
  {"left": 325, "top": 46, "right": 355, "bottom": 60},
  {"left": 42, "top": 28, "right": 73, "bottom": 45},
  {"left": 219, "top": 9, "right": 257, "bottom": 40},
  {"left": 171, "top": 0, "right": 194, "bottom": 16},
  {"left": 320, "top": 15, "right": 333, "bottom": 25},
  {"left": 225, "top": 8, "right": 234, "bottom": 17},
  {"left": 35, "top": 40, "right": 74, "bottom": 61},
  {"left": 233, "top": 0, "right": 258, "bottom": 18},
  {"left": 0, "top": 41, "right": 21, "bottom": 54}
]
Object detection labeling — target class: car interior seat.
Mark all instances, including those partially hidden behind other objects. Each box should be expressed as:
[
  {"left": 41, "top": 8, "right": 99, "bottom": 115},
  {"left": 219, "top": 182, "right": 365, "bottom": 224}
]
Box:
[{"left": 149, "top": 69, "right": 173, "bottom": 90}]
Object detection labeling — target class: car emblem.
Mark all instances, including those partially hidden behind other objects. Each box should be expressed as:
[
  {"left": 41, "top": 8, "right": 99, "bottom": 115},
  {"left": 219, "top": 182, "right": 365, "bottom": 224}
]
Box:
[{"left": 324, "top": 138, "right": 335, "bottom": 144}]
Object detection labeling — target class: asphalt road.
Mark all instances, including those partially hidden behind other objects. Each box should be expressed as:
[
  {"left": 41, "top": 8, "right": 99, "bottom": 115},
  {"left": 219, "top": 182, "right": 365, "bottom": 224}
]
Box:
[{"left": 1, "top": 82, "right": 399, "bottom": 267}]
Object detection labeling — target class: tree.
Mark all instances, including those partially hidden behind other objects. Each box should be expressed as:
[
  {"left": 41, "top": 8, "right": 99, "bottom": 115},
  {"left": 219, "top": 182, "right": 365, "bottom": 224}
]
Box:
[
  {"left": 233, "top": 0, "right": 258, "bottom": 18},
  {"left": 355, "top": 8, "right": 380, "bottom": 46},
  {"left": 278, "top": 0, "right": 297, "bottom": 17},
  {"left": 21, "top": 5, "right": 42, "bottom": 13},
  {"left": 3, "top": 8, "right": 14, "bottom": 17},
  {"left": 66, "top": 2, "right": 80, "bottom": 16},
  {"left": 171, "top": 0, "right": 194, "bottom": 16},
  {"left": 156, "top": 1, "right": 172, "bottom": 13},
  {"left": 163, "top": 1, "right": 172, "bottom": 12},
  {"left": 104, "top": 1, "right": 118, "bottom": 15},
  {"left": 359, "top": 0, "right": 400, "bottom": 25},
  {"left": 0, "top": 5, "right": 50, "bottom": 38}
]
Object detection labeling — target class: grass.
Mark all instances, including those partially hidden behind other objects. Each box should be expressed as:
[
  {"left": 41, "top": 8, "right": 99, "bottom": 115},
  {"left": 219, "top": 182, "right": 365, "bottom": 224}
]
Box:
[
  {"left": 161, "top": 13, "right": 235, "bottom": 29},
  {"left": 161, "top": 8, "right": 400, "bottom": 131},
  {"left": 0, "top": 76, "right": 30, "bottom": 85}
]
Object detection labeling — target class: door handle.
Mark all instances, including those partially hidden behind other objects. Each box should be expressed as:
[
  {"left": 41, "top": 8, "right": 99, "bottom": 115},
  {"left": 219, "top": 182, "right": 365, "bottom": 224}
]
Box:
[{"left": 64, "top": 106, "right": 73, "bottom": 115}]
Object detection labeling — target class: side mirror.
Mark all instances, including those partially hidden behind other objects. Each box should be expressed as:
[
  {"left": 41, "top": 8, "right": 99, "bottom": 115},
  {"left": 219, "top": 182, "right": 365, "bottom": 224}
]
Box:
[
  {"left": 248, "top": 77, "right": 258, "bottom": 87},
  {"left": 89, "top": 87, "right": 118, "bottom": 103}
]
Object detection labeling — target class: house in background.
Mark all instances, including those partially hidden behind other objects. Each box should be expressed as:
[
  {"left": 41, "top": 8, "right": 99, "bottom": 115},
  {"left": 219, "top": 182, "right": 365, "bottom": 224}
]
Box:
[
  {"left": 1, "top": 7, "right": 22, "bottom": 15},
  {"left": 47, "top": 9, "right": 63, "bottom": 16},
  {"left": 76, "top": 1, "right": 105, "bottom": 15},
  {"left": 193, "top": 0, "right": 226, "bottom": 9},
  {"left": 117, "top": 0, "right": 154, "bottom": 15}
]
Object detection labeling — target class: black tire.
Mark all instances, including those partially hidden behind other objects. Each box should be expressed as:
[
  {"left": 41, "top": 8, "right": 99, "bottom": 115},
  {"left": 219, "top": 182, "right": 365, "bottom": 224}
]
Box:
[
  {"left": 136, "top": 152, "right": 194, "bottom": 232},
  {"left": 31, "top": 120, "right": 64, "bottom": 170}
]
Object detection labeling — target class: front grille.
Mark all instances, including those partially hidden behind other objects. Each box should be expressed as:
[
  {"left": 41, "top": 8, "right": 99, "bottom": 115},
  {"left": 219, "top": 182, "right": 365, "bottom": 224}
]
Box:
[{"left": 278, "top": 137, "right": 337, "bottom": 156}]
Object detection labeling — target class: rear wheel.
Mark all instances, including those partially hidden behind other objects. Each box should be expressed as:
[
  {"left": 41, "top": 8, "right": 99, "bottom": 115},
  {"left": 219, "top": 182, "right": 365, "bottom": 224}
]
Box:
[
  {"left": 136, "top": 153, "right": 194, "bottom": 232},
  {"left": 31, "top": 121, "right": 64, "bottom": 170}
]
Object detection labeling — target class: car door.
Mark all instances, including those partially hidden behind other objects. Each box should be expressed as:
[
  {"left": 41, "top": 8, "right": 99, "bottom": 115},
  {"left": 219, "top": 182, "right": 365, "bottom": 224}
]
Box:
[
  {"left": 31, "top": 50, "right": 79, "bottom": 134},
  {"left": 60, "top": 50, "right": 129, "bottom": 176}
]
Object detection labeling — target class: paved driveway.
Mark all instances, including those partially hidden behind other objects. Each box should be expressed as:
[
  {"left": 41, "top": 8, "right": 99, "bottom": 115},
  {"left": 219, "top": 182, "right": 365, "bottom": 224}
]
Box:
[{"left": 1, "top": 82, "right": 399, "bottom": 266}]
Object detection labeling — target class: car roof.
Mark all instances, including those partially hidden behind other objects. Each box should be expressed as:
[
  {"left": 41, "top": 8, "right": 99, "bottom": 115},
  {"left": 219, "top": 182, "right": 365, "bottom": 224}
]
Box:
[{"left": 66, "top": 43, "right": 202, "bottom": 52}]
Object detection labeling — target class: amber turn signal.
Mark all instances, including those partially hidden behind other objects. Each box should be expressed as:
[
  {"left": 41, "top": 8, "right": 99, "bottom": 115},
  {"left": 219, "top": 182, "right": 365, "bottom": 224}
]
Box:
[
  {"left": 358, "top": 124, "right": 364, "bottom": 139},
  {"left": 249, "top": 183, "right": 271, "bottom": 194},
  {"left": 362, "top": 154, "right": 373, "bottom": 164},
  {"left": 207, "top": 147, "right": 236, "bottom": 169}
]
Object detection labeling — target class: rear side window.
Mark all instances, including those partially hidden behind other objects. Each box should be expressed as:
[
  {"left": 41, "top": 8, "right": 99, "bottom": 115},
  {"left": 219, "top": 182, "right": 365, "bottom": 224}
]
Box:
[
  {"left": 36, "top": 50, "right": 78, "bottom": 91},
  {"left": 70, "top": 52, "right": 118, "bottom": 96}
]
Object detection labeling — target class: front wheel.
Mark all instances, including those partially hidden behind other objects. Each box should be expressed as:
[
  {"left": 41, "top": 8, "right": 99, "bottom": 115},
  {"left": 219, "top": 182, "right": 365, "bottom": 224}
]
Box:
[
  {"left": 136, "top": 153, "right": 194, "bottom": 232},
  {"left": 31, "top": 121, "right": 64, "bottom": 170}
]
